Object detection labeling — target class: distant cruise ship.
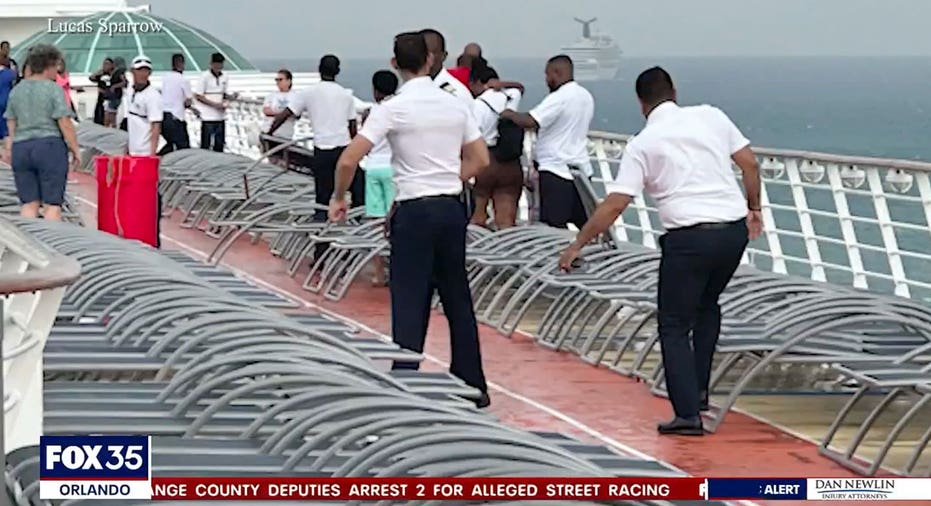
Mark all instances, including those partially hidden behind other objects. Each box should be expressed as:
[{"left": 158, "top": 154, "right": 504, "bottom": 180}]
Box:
[{"left": 559, "top": 17, "right": 622, "bottom": 82}]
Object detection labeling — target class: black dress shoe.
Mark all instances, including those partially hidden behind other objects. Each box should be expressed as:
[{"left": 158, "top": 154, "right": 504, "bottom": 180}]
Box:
[
  {"left": 657, "top": 417, "right": 704, "bottom": 436},
  {"left": 474, "top": 392, "right": 491, "bottom": 409}
]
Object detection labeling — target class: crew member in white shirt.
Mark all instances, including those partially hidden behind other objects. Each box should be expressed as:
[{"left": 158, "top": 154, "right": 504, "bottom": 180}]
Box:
[
  {"left": 500, "top": 55, "right": 594, "bottom": 229},
  {"left": 421, "top": 29, "right": 480, "bottom": 216},
  {"left": 420, "top": 29, "right": 473, "bottom": 108},
  {"left": 467, "top": 63, "right": 523, "bottom": 229},
  {"left": 558, "top": 67, "right": 764, "bottom": 436},
  {"left": 193, "top": 52, "right": 236, "bottom": 152},
  {"left": 329, "top": 32, "right": 491, "bottom": 409},
  {"left": 158, "top": 53, "right": 193, "bottom": 154},
  {"left": 267, "top": 55, "right": 363, "bottom": 223},
  {"left": 126, "top": 56, "right": 162, "bottom": 156},
  {"left": 125, "top": 55, "right": 163, "bottom": 246},
  {"left": 260, "top": 68, "right": 295, "bottom": 164}
]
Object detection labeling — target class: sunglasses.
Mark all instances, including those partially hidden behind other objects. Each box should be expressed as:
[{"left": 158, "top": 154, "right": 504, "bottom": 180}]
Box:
[{"left": 274, "top": 77, "right": 286, "bottom": 82}]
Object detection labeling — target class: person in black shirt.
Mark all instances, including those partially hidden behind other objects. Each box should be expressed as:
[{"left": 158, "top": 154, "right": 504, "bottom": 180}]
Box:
[
  {"left": 88, "top": 58, "right": 114, "bottom": 125},
  {"left": 106, "top": 57, "right": 127, "bottom": 128}
]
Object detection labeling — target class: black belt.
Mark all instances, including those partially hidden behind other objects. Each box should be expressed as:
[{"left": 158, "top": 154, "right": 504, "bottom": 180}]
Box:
[
  {"left": 668, "top": 218, "right": 745, "bottom": 232},
  {"left": 397, "top": 194, "right": 460, "bottom": 206}
]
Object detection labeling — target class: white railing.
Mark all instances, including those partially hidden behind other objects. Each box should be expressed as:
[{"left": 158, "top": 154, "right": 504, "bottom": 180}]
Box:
[
  {"left": 176, "top": 98, "right": 931, "bottom": 303},
  {"left": 0, "top": 218, "right": 81, "bottom": 459},
  {"left": 587, "top": 131, "right": 931, "bottom": 302}
]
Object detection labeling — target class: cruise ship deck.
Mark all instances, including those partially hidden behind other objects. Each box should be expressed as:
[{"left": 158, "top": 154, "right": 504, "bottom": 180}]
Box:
[
  {"left": 65, "top": 168, "right": 925, "bottom": 483},
  {"left": 1, "top": 116, "right": 928, "bottom": 504},
  {"left": 2, "top": 3, "right": 930, "bottom": 504}
]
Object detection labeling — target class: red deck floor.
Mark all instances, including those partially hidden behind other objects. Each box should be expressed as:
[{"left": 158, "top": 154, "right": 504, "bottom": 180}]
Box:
[{"left": 66, "top": 172, "right": 909, "bottom": 505}]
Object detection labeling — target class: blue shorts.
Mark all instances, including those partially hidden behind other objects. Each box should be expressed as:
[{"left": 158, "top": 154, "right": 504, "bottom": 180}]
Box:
[
  {"left": 0, "top": 115, "right": 7, "bottom": 139},
  {"left": 11, "top": 136, "right": 69, "bottom": 205},
  {"left": 365, "top": 166, "right": 394, "bottom": 217}
]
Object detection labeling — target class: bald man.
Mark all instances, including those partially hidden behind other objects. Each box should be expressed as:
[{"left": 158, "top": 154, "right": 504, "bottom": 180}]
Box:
[
  {"left": 501, "top": 55, "right": 594, "bottom": 229},
  {"left": 463, "top": 43, "right": 482, "bottom": 58}
]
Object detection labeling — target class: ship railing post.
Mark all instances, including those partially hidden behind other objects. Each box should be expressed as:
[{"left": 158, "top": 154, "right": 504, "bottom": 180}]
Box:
[{"left": 825, "top": 162, "right": 869, "bottom": 290}]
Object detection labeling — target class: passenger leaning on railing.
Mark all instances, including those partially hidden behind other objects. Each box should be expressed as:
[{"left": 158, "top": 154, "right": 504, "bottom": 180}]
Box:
[
  {"left": 558, "top": 67, "right": 764, "bottom": 436},
  {"left": 2, "top": 44, "right": 80, "bottom": 221}
]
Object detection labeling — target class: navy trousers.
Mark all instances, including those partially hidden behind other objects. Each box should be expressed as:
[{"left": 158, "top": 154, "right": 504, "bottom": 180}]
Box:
[
  {"left": 200, "top": 121, "right": 225, "bottom": 152},
  {"left": 657, "top": 219, "right": 748, "bottom": 418},
  {"left": 389, "top": 195, "right": 488, "bottom": 393}
]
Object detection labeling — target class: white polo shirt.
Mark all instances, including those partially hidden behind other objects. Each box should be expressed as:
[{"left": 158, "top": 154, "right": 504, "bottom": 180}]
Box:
[
  {"left": 126, "top": 83, "right": 163, "bottom": 156},
  {"left": 287, "top": 80, "right": 355, "bottom": 149},
  {"left": 529, "top": 81, "right": 594, "bottom": 179},
  {"left": 263, "top": 90, "right": 295, "bottom": 139},
  {"left": 609, "top": 102, "right": 750, "bottom": 229},
  {"left": 160, "top": 70, "right": 191, "bottom": 119},
  {"left": 193, "top": 71, "right": 229, "bottom": 121},
  {"left": 434, "top": 68, "right": 474, "bottom": 109},
  {"left": 359, "top": 76, "right": 481, "bottom": 201},
  {"left": 472, "top": 88, "right": 522, "bottom": 146}
]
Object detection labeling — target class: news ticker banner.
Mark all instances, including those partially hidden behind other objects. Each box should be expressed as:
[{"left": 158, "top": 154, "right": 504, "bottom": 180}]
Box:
[{"left": 39, "top": 436, "right": 930, "bottom": 501}]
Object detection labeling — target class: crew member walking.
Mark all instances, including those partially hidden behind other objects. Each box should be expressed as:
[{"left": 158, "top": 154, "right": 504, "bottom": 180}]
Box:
[
  {"left": 558, "top": 67, "right": 763, "bottom": 435},
  {"left": 268, "top": 55, "right": 364, "bottom": 221},
  {"left": 500, "top": 55, "right": 594, "bottom": 229},
  {"left": 159, "top": 53, "right": 193, "bottom": 154},
  {"left": 329, "top": 32, "right": 491, "bottom": 408},
  {"left": 125, "top": 55, "right": 163, "bottom": 247}
]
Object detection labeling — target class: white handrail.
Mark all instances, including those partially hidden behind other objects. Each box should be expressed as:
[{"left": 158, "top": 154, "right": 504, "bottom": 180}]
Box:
[{"left": 180, "top": 97, "right": 931, "bottom": 303}]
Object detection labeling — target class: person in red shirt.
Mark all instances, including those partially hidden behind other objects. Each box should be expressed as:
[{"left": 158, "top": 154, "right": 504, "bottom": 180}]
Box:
[{"left": 448, "top": 42, "right": 482, "bottom": 86}]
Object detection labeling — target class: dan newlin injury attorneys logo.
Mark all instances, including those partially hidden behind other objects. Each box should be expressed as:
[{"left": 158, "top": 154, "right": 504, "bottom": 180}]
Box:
[
  {"left": 810, "top": 479, "right": 893, "bottom": 500},
  {"left": 47, "top": 17, "right": 164, "bottom": 36}
]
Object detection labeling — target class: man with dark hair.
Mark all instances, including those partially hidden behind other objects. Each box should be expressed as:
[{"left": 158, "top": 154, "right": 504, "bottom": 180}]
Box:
[
  {"left": 159, "top": 53, "right": 193, "bottom": 154},
  {"left": 468, "top": 63, "right": 523, "bottom": 229},
  {"left": 0, "top": 41, "right": 19, "bottom": 82},
  {"left": 558, "top": 66, "right": 763, "bottom": 436},
  {"left": 501, "top": 54, "right": 594, "bottom": 229},
  {"left": 360, "top": 69, "right": 399, "bottom": 286},
  {"left": 420, "top": 29, "right": 472, "bottom": 108},
  {"left": 329, "top": 31, "right": 492, "bottom": 409},
  {"left": 268, "top": 54, "right": 363, "bottom": 225},
  {"left": 88, "top": 57, "right": 114, "bottom": 125},
  {"left": 194, "top": 52, "right": 236, "bottom": 152}
]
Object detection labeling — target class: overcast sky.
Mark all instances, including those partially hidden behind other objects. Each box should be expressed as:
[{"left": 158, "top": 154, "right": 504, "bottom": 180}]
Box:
[{"left": 130, "top": 0, "right": 926, "bottom": 59}]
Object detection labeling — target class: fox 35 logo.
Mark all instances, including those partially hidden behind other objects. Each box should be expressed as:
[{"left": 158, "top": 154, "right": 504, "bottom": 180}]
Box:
[{"left": 40, "top": 435, "right": 150, "bottom": 479}]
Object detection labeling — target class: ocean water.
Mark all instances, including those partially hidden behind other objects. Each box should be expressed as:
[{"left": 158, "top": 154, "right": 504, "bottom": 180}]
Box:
[
  {"left": 253, "top": 56, "right": 931, "bottom": 299},
  {"left": 254, "top": 56, "right": 931, "bottom": 161}
]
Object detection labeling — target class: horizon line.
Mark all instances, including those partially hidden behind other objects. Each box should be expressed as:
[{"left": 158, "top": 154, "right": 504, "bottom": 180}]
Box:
[{"left": 248, "top": 54, "right": 931, "bottom": 60}]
